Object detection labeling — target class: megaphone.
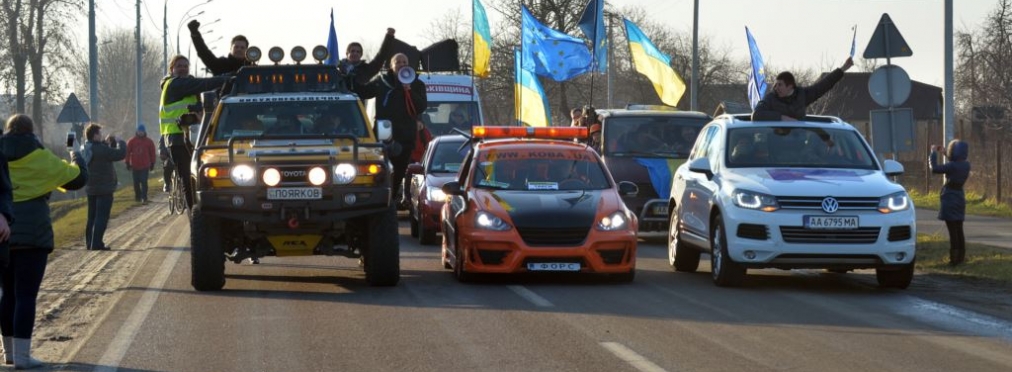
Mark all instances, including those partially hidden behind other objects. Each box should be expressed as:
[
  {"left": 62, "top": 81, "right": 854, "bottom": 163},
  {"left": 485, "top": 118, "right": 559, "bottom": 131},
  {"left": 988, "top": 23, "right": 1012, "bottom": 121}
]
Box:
[{"left": 397, "top": 66, "right": 416, "bottom": 85}]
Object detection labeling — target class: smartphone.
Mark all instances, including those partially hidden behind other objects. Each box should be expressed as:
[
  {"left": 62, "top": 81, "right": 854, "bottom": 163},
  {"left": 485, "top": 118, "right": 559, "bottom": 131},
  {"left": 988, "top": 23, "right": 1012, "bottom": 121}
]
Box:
[{"left": 66, "top": 131, "right": 76, "bottom": 148}]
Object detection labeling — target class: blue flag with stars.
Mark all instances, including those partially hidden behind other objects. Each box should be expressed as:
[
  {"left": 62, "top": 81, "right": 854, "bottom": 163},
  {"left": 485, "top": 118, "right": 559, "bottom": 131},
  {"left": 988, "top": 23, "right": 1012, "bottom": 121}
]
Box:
[{"left": 521, "top": 5, "right": 592, "bottom": 82}]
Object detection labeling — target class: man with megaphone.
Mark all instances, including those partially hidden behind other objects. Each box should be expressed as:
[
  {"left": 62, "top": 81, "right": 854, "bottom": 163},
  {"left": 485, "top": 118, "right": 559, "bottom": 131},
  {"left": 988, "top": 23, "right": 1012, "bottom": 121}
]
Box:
[{"left": 357, "top": 52, "right": 428, "bottom": 206}]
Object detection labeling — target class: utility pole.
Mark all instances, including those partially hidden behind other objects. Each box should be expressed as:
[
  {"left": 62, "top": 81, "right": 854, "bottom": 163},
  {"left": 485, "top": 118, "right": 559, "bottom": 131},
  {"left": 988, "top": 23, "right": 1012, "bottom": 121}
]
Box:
[
  {"left": 163, "top": 1, "right": 168, "bottom": 73},
  {"left": 690, "top": 0, "right": 699, "bottom": 111},
  {"left": 943, "top": 0, "right": 954, "bottom": 145},
  {"left": 606, "top": 13, "right": 614, "bottom": 108},
  {"left": 136, "top": 0, "right": 142, "bottom": 128},
  {"left": 89, "top": 0, "right": 98, "bottom": 122}
]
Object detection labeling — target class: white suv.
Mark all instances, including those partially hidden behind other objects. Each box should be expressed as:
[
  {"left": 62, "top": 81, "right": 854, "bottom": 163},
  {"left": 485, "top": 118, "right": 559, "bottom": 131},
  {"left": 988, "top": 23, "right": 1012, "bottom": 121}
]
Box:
[{"left": 667, "top": 114, "right": 915, "bottom": 288}]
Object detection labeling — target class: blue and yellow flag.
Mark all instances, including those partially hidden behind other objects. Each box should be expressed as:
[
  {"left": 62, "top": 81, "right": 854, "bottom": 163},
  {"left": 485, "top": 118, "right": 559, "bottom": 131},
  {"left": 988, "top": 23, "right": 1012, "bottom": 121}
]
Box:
[
  {"left": 624, "top": 19, "right": 685, "bottom": 107},
  {"left": 473, "top": 0, "right": 492, "bottom": 78},
  {"left": 521, "top": 5, "right": 592, "bottom": 82},
  {"left": 515, "top": 47, "right": 551, "bottom": 127},
  {"left": 326, "top": 8, "right": 339, "bottom": 66},
  {"left": 578, "top": 0, "right": 607, "bottom": 73},
  {"left": 745, "top": 26, "right": 767, "bottom": 110}
]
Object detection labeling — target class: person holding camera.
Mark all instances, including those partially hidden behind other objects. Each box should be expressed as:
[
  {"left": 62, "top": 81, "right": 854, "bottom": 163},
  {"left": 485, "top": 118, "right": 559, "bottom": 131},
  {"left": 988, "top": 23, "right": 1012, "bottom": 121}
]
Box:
[
  {"left": 81, "top": 123, "right": 126, "bottom": 251},
  {"left": 0, "top": 114, "right": 87, "bottom": 369},
  {"left": 929, "top": 140, "right": 972, "bottom": 266},
  {"left": 160, "top": 55, "right": 230, "bottom": 210}
]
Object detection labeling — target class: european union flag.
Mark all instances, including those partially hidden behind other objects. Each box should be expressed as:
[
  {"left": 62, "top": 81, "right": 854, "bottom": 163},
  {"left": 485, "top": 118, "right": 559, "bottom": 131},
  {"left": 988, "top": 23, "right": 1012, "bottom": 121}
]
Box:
[
  {"left": 326, "top": 8, "right": 339, "bottom": 66},
  {"left": 578, "top": 0, "right": 607, "bottom": 73},
  {"left": 745, "top": 26, "right": 767, "bottom": 110},
  {"left": 521, "top": 5, "right": 592, "bottom": 82}
]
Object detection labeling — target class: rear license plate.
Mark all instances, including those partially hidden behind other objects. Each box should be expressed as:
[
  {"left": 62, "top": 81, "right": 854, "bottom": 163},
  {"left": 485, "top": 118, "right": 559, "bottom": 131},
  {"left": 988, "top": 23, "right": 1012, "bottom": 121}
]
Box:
[
  {"left": 804, "top": 215, "right": 859, "bottom": 230},
  {"left": 526, "top": 262, "right": 581, "bottom": 271},
  {"left": 267, "top": 187, "right": 322, "bottom": 200}
]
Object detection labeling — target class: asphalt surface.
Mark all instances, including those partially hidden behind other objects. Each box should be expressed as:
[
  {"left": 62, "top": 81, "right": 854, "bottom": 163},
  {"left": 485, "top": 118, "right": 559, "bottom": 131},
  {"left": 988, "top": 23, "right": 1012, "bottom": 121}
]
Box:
[
  {"left": 55, "top": 214, "right": 1012, "bottom": 372},
  {"left": 916, "top": 208, "right": 1012, "bottom": 249}
]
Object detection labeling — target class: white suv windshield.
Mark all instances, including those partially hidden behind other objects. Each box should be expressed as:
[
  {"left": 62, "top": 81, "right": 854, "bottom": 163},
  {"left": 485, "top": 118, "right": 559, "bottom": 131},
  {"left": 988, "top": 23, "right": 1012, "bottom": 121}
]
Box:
[{"left": 726, "top": 127, "right": 877, "bottom": 169}]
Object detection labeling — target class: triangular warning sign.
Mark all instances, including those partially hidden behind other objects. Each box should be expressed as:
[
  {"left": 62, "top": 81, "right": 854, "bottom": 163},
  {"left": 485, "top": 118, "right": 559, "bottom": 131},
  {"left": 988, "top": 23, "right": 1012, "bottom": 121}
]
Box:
[
  {"left": 56, "top": 93, "right": 90, "bottom": 124},
  {"left": 863, "top": 13, "right": 913, "bottom": 59}
]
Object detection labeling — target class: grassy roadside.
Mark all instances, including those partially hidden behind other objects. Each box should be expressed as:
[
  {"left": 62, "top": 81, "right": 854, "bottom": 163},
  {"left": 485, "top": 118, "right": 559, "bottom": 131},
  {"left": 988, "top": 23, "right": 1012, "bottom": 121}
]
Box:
[
  {"left": 909, "top": 189, "right": 1012, "bottom": 218},
  {"left": 915, "top": 233, "right": 1012, "bottom": 283},
  {"left": 51, "top": 175, "right": 166, "bottom": 249}
]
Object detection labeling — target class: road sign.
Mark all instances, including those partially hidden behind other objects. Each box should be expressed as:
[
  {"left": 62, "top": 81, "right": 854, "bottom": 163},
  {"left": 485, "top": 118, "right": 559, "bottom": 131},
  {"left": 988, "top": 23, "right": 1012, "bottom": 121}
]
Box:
[
  {"left": 56, "top": 93, "right": 90, "bottom": 124},
  {"left": 868, "top": 65, "right": 911, "bottom": 107},
  {"left": 870, "top": 108, "right": 915, "bottom": 153},
  {"left": 863, "top": 13, "right": 913, "bottom": 59}
]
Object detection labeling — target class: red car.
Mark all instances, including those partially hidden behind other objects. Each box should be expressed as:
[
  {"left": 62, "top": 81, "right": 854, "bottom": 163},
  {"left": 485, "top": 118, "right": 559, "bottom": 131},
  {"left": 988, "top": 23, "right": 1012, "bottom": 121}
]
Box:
[
  {"left": 441, "top": 126, "right": 640, "bottom": 282},
  {"left": 408, "top": 135, "right": 469, "bottom": 245}
]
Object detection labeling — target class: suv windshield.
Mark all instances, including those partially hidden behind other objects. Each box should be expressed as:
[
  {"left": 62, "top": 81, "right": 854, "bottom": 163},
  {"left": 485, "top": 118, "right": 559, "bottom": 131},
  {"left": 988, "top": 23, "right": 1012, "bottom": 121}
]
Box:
[
  {"left": 424, "top": 102, "right": 480, "bottom": 136},
  {"left": 472, "top": 150, "right": 609, "bottom": 191},
  {"left": 603, "top": 116, "right": 708, "bottom": 158},
  {"left": 726, "top": 127, "right": 877, "bottom": 169},
  {"left": 428, "top": 140, "right": 467, "bottom": 174},
  {"left": 213, "top": 101, "right": 369, "bottom": 141}
]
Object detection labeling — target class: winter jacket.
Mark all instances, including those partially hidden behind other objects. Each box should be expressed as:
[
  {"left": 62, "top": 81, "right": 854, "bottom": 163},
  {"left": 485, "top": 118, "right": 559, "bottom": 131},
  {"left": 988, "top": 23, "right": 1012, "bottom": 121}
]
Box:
[
  {"left": 0, "top": 133, "right": 87, "bottom": 253},
  {"left": 356, "top": 70, "right": 428, "bottom": 144},
  {"left": 83, "top": 138, "right": 127, "bottom": 196},
  {"left": 411, "top": 127, "right": 433, "bottom": 164},
  {"left": 752, "top": 69, "right": 846, "bottom": 121},
  {"left": 929, "top": 140, "right": 971, "bottom": 221},
  {"left": 190, "top": 28, "right": 250, "bottom": 76},
  {"left": 126, "top": 134, "right": 157, "bottom": 170}
]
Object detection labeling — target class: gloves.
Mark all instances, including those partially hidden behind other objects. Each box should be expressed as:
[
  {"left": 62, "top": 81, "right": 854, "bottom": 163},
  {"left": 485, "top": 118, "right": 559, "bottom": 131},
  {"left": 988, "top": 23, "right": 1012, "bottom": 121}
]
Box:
[
  {"left": 126, "top": 164, "right": 132, "bottom": 171},
  {"left": 188, "top": 20, "right": 200, "bottom": 32}
]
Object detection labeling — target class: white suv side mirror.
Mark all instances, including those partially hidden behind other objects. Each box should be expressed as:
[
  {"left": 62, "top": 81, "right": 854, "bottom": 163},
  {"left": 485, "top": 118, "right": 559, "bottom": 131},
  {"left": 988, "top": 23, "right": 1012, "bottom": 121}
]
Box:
[
  {"left": 883, "top": 159, "right": 904, "bottom": 177},
  {"left": 688, "top": 157, "right": 713, "bottom": 180},
  {"left": 376, "top": 119, "right": 393, "bottom": 142}
]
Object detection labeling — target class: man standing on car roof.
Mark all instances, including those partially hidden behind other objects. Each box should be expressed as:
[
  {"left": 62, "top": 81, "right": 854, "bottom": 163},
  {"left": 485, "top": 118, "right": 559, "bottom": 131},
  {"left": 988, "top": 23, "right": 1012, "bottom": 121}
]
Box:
[
  {"left": 188, "top": 20, "right": 251, "bottom": 76},
  {"left": 752, "top": 57, "right": 853, "bottom": 121}
]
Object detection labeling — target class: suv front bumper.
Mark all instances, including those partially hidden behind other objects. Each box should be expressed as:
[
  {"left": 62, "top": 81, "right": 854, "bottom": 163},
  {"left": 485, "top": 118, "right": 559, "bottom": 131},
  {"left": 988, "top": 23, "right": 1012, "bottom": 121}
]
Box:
[{"left": 197, "top": 186, "right": 391, "bottom": 223}]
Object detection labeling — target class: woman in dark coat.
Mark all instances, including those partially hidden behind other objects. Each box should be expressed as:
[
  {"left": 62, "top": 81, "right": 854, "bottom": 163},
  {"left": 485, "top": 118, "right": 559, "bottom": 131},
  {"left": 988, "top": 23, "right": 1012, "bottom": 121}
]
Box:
[
  {"left": 0, "top": 114, "right": 87, "bottom": 369},
  {"left": 929, "top": 139, "right": 971, "bottom": 266}
]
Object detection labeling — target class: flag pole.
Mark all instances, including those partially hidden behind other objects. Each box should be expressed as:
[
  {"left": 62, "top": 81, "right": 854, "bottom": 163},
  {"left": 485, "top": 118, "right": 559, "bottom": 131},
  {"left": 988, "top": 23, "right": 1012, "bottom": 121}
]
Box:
[{"left": 471, "top": 0, "right": 478, "bottom": 115}]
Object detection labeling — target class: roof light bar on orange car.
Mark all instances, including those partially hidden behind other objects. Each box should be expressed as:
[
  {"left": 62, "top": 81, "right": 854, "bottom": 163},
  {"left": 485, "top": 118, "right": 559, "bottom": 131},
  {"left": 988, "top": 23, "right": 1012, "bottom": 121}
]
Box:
[{"left": 472, "top": 126, "right": 588, "bottom": 140}]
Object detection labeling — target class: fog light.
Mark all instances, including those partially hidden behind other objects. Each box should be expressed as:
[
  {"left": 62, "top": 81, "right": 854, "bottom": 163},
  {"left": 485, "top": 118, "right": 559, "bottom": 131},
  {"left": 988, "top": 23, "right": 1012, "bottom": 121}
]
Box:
[
  {"left": 744, "top": 250, "right": 757, "bottom": 260},
  {"left": 232, "top": 195, "right": 245, "bottom": 207},
  {"left": 895, "top": 252, "right": 906, "bottom": 261},
  {"left": 344, "top": 193, "right": 357, "bottom": 205}
]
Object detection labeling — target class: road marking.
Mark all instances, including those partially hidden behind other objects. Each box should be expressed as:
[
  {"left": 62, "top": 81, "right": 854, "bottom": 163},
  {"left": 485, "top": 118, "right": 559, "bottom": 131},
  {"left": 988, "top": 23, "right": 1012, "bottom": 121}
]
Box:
[
  {"left": 600, "top": 342, "right": 668, "bottom": 372},
  {"left": 94, "top": 246, "right": 183, "bottom": 372},
  {"left": 507, "top": 285, "right": 554, "bottom": 307}
]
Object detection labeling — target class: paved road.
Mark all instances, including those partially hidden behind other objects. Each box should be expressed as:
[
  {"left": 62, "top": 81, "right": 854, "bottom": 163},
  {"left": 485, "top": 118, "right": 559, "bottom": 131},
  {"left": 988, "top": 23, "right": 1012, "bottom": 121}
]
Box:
[
  {"left": 916, "top": 208, "right": 1012, "bottom": 249},
  {"left": 55, "top": 216, "right": 1012, "bottom": 372}
]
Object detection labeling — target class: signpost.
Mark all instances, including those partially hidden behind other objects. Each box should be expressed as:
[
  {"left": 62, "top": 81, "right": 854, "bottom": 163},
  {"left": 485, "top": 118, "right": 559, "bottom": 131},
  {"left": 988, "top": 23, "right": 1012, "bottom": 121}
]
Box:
[
  {"left": 56, "top": 93, "right": 90, "bottom": 150},
  {"left": 863, "top": 14, "right": 914, "bottom": 158}
]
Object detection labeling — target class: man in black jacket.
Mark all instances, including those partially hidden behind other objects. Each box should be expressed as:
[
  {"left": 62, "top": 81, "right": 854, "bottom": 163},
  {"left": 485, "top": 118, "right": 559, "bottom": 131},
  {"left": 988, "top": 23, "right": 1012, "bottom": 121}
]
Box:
[
  {"left": 188, "top": 20, "right": 250, "bottom": 76},
  {"left": 356, "top": 53, "right": 427, "bottom": 203},
  {"left": 752, "top": 57, "right": 853, "bottom": 121}
]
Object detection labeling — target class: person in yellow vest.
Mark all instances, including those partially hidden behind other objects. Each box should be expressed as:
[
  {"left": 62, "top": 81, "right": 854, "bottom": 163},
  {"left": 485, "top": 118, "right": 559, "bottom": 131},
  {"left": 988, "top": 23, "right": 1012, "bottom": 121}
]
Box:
[
  {"left": 0, "top": 114, "right": 87, "bottom": 369},
  {"left": 160, "top": 55, "right": 229, "bottom": 210}
]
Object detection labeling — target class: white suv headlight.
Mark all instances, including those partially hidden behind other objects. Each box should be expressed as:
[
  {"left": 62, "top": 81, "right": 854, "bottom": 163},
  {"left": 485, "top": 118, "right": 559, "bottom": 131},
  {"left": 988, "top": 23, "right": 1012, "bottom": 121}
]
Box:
[
  {"left": 596, "top": 211, "right": 628, "bottom": 231},
  {"left": 732, "top": 189, "right": 779, "bottom": 212},
  {"left": 333, "top": 163, "right": 356, "bottom": 184},
  {"left": 475, "top": 211, "right": 510, "bottom": 231},
  {"left": 230, "top": 165, "right": 256, "bottom": 186},
  {"left": 427, "top": 186, "right": 447, "bottom": 202},
  {"left": 878, "top": 192, "right": 910, "bottom": 213}
]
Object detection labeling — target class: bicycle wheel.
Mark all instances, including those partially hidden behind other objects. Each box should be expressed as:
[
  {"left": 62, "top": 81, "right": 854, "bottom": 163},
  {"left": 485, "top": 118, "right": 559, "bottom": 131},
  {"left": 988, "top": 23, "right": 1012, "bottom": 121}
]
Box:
[{"left": 171, "top": 174, "right": 186, "bottom": 215}]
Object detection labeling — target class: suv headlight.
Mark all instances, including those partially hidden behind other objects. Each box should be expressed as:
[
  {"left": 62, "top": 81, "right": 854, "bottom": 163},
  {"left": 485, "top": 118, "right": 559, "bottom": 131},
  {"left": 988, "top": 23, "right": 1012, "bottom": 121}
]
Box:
[
  {"left": 878, "top": 192, "right": 910, "bottom": 213},
  {"left": 732, "top": 189, "right": 779, "bottom": 212},
  {"left": 596, "top": 211, "right": 629, "bottom": 231},
  {"left": 427, "top": 186, "right": 447, "bottom": 202},
  {"left": 475, "top": 211, "right": 510, "bottom": 231},
  {"left": 333, "top": 163, "right": 356, "bottom": 184},
  {"left": 230, "top": 165, "right": 256, "bottom": 186}
]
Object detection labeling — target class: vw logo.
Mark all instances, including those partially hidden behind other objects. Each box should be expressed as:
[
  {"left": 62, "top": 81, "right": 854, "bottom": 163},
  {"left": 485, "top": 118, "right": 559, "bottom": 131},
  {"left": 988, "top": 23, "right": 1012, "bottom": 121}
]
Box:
[{"left": 821, "top": 197, "right": 839, "bottom": 214}]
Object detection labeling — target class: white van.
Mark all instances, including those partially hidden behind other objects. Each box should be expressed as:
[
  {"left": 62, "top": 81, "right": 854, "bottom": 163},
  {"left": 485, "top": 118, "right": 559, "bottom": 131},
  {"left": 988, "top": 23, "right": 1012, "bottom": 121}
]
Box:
[{"left": 367, "top": 73, "right": 484, "bottom": 137}]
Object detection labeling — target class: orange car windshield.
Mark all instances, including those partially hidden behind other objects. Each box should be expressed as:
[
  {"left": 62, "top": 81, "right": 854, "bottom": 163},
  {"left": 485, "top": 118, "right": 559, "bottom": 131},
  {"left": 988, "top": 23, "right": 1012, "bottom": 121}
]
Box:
[{"left": 472, "top": 149, "right": 609, "bottom": 191}]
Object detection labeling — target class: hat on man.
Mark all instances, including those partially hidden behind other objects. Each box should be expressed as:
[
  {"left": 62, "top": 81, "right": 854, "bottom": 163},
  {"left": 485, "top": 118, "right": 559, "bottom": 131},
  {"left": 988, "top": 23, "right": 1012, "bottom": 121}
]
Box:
[{"left": 137, "top": 124, "right": 147, "bottom": 133}]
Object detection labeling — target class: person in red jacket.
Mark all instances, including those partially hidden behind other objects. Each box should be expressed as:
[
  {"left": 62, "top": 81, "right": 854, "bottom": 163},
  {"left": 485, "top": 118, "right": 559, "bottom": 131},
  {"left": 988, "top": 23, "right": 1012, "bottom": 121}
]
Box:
[
  {"left": 400, "top": 120, "right": 433, "bottom": 209},
  {"left": 125, "top": 124, "right": 157, "bottom": 204}
]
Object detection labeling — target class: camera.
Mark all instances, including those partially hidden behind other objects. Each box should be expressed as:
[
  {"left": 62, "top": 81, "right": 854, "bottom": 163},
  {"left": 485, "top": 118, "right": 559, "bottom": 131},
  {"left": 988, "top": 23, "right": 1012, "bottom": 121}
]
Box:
[
  {"left": 66, "top": 131, "right": 75, "bottom": 148},
  {"left": 177, "top": 112, "right": 200, "bottom": 127}
]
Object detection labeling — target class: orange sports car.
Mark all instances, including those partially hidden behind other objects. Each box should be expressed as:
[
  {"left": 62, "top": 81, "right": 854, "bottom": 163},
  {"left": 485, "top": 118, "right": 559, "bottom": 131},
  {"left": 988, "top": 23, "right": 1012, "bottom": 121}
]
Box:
[{"left": 440, "top": 126, "right": 639, "bottom": 282}]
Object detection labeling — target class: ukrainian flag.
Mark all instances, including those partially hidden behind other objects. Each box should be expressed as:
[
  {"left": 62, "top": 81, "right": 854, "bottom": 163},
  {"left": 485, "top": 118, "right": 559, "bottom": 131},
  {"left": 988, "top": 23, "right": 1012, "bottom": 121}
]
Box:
[
  {"left": 473, "top": 0, "right": 492, "bottom": 78},
  {"left": 624, "top": 19, "right": 686, "bottom": 107},
  {"left": 515, "top": 47, "right": 551, "bottom": 127}
]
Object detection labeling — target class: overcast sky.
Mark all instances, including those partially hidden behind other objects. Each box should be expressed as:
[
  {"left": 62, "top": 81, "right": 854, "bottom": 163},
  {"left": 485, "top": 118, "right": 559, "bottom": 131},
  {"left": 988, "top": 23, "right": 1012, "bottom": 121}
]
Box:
[{"left": 89, "top": 0, "right": 992, "bottom": 87}]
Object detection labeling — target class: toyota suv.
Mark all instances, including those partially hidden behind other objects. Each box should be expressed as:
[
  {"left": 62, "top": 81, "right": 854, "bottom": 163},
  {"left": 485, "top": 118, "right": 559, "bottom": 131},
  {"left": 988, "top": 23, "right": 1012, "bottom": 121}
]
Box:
[{"left": 667, "top": 114, "right": 916, "bottom": 288}]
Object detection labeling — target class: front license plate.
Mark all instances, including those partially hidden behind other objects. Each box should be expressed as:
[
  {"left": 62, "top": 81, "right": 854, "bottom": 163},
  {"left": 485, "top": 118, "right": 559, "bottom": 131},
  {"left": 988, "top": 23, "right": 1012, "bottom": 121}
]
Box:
[
  {"left": 526, "top": 262, "right": 581, "bottom": 271},
  {"left": 804, "top": 215, "right": 859, "bottom": 230},
  {"left": 651, "top": 204, "right": 667, "bottom": 216},
  {"left": 267, "top": 187, "right": 322, "bottom": 200}
]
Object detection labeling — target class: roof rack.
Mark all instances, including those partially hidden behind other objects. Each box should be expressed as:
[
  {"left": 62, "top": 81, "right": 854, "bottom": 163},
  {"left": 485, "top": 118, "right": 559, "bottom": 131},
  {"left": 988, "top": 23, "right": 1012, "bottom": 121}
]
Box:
[{"left": 719, "top": 113, "right": 843, "bottom": 124}]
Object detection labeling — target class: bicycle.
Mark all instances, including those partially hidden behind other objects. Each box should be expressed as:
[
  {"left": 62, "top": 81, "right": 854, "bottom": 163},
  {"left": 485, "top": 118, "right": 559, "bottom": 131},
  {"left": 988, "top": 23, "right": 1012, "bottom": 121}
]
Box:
[{"left": 168, "top": 172, "right": 187, "bottom": 215}]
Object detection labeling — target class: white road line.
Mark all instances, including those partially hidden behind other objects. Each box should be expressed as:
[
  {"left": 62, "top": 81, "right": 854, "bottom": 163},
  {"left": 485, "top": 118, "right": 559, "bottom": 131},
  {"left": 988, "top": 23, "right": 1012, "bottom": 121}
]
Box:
[
  {"left": 507, "top": 285, "right": 554, "bottom": 307},
  {"left": 600, "top": 342, "right": 668, "bottom": 372},
  {"left": 93, "top": 247, "right": 183, "bottom": 372}
]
